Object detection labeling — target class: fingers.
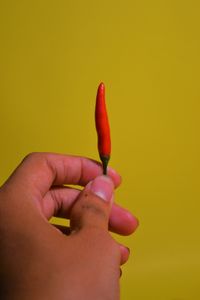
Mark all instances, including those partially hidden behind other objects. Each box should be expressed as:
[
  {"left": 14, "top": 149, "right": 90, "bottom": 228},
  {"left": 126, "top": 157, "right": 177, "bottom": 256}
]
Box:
[
  {"left": 7, "top": 153, "right": 138, "bottom": 235},
  {"left": 109, "top": 204, "right": 139, "bottom": 235},
  {"left": 3, "top": 152, "right": 121, "bottom": 200},
  {"left": 53, "top": 225, "right": 131, "bottom": 267},
  {"left": 48, "top": 176, "right": 132, "bottom": 269},
  {"left": 42, "top": 186, "right": 80, "bottom": 219},
  {"left": 70, "top": 176, "right": 114, "bottom": 232},
  {"left": 119, "top": 244, "right": 130, "bottom": 265},
  {"left": 68, "top": 176, "right": 131, "bottom": 271},
  {"left": 43, "top": 186, "right": 139, "bottom": 235}
]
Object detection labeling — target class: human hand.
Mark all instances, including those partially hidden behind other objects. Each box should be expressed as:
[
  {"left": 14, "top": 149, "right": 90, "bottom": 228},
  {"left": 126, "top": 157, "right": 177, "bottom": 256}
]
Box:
[{"left": 0, "top": 153, "right": 138, "bottom": 300}]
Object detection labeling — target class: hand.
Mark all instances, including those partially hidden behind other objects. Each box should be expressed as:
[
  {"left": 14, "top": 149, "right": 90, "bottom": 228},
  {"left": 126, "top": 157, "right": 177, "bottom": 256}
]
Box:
[{"left": 0, "top": 153, "right": 138, "bottom": 300}]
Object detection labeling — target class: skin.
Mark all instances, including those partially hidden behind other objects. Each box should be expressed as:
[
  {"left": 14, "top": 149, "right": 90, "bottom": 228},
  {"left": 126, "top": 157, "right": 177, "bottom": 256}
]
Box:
[{"left": 0, "top": 153, "right": 139, "bottom": 300}]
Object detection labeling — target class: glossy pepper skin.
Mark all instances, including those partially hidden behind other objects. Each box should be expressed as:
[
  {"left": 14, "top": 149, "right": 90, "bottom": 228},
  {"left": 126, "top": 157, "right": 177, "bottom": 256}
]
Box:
[{"left": 95, "top": 82, "right": 111, "bottom": 175}]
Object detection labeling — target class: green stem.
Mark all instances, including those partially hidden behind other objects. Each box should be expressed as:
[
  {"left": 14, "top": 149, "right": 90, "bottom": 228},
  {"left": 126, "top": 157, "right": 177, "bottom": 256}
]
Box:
[{"left": 100, "top": 155, "right": 110, "bottom": 175}]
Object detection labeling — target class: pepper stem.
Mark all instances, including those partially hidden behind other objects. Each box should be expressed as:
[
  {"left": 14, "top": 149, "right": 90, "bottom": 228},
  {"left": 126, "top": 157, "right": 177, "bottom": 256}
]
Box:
[{"left": 100, "top": 155, "right": 110, "bottom": 175}]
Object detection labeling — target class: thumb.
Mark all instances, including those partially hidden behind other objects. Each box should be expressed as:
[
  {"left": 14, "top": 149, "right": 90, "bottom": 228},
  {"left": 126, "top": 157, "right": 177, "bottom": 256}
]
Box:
[{"left": 70, "top": 175, "right": 114, "bottom": 232}]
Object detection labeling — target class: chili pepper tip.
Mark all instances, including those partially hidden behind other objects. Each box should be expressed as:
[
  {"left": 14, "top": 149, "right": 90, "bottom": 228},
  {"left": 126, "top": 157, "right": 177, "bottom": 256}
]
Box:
[
  {"left": 97, "top": 82, "right": 105, "bottom": 97},
  {"left": 99, "top": 82, "right": 105, "bottom": 90}
]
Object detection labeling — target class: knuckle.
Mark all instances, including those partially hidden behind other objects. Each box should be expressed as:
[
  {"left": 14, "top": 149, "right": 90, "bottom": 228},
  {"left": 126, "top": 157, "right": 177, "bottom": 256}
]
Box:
[
  {"left": 22, "top": 152, "right": 40, "bottom": 162},
  {"left": 21, "top": 152, "right": 49, "bottom": 165}
]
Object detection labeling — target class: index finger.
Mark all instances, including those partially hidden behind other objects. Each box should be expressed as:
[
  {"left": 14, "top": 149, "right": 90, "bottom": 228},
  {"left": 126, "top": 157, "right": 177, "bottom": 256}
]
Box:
[{"left": 3, "top": 152, "right": 121, "bottom": 199}]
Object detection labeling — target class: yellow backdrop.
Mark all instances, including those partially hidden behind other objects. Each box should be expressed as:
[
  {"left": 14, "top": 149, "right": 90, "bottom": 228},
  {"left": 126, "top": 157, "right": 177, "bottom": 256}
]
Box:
[{"left": 1, "top": 1, "right": 200, "bottom": 299}]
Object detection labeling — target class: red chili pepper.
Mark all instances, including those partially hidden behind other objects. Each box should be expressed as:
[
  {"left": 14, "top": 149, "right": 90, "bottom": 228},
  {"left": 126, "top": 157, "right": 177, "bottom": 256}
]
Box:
[{"left": 95, "top": 82, "right": 111, "bottom": 175}]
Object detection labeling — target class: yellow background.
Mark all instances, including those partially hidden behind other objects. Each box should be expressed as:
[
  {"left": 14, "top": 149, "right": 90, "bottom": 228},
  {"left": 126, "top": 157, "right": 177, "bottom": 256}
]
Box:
[{"left": 1, "top": 1, "right": 200, "bottom": 299}]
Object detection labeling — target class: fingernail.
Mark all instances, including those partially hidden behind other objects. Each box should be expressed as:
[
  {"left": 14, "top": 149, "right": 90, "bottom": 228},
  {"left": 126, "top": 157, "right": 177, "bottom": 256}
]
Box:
[{"left": 86, "top": 175, "right": 114, "bottom": 202}]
